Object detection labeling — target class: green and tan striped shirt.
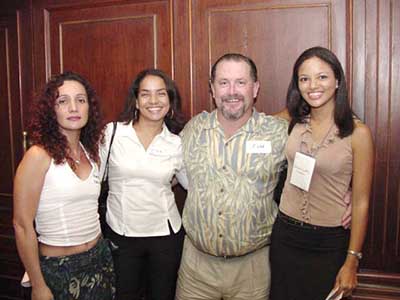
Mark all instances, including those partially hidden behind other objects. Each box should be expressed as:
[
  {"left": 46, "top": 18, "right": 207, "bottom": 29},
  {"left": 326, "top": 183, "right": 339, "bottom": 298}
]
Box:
[{"left": 181, "top": 109, "right": 288, "bottom": 256}]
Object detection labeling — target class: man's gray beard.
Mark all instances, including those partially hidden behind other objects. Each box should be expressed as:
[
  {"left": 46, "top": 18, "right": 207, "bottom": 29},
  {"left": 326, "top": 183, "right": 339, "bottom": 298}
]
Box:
[{"left": 221, "top": 105, "right": 245, "bottom": 120}]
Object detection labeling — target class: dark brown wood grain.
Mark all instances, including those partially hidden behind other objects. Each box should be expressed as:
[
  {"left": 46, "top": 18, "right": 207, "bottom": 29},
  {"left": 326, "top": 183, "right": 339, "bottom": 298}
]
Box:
[
  {"left": 0, "top": 1, "right": 30, "bottom": 298},
  {"left": 0, "top": 0, "right": 399, "bottom": 299}
]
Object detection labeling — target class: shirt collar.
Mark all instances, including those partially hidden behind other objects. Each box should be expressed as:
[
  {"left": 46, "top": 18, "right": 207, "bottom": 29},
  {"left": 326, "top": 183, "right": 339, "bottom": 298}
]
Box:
[
  {"left": 118, "top": 121, "right": 171, "bottom": 139},
  {"left": 299, "top": 117, "right": 339, "bottom": 147}
]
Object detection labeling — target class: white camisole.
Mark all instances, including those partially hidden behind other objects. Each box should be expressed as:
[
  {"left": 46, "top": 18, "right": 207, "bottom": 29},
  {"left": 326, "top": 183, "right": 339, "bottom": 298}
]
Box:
[{"left": 35, "top": 148, "right": 101, "bottom": 246}]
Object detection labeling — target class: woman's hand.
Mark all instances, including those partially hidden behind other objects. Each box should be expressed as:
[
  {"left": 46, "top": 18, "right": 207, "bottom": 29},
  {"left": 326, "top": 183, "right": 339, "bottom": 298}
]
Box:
[
  {"left": 32, "top": 284, "right": 54, "bottom": 300},
  {"left": 334, "top": 258, "right": 358, "bottom": 297}
]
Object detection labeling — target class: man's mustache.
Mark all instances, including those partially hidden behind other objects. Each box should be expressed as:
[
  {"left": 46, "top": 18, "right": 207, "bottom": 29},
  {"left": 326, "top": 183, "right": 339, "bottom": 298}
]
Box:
[{"left": 221, "top": 93, "right": 244, "bottom": 102}]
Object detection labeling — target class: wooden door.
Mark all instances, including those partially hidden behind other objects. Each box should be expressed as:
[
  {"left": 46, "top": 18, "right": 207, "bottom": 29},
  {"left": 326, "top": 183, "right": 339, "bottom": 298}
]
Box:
[
  {"left": 188, "top": 0, "right": 347, "bottom": 115},
  {"left": 0, "top": 0, "right": 32, "bottom": 298},
  {"left": 32, "top": 0, "right": 174, "bottom": 123}
]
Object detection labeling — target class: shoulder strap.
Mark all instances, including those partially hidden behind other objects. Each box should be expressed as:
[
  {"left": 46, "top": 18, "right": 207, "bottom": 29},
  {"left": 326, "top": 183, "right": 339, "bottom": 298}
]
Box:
[{"left": 101, "top": 122, "right": 117, "bottom": 182}]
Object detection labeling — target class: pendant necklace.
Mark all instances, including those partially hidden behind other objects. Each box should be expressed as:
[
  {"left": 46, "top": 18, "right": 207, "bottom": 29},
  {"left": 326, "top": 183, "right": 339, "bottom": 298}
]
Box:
[{"left": 72, "top": 145, "right": 81, "bottom": 165}]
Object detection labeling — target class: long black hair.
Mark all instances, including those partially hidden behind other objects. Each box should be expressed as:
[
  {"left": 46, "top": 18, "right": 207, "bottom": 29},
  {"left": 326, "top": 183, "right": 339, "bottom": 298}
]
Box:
[
  {"left": 118, "top": 69, "right": 185, "bottom": 134},
  {"left": 286, "top": 46, "right": 354, "bottom": 138}
]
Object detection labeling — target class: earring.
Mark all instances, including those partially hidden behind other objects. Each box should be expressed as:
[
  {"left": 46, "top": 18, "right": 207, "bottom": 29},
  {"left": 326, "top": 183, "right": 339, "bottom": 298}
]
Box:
[
  {"left": 168, "top": 109, "right": 174, "bottom": 119},
  {"left": 134, "top": 109, "right": 138, "bottom": 120}
]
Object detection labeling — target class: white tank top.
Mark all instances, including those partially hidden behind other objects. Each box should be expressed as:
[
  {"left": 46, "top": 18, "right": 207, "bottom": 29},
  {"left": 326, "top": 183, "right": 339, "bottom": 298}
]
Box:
[{"left": 35, "top": 148, "right": 101, "bottom": 246}]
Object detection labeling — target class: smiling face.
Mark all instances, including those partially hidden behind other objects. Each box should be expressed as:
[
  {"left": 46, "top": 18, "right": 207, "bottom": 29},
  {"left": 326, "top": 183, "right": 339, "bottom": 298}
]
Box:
[
  {"left": 211, "top": 59, "right": 259, "bottom": 122},
  {"left": 54, "top": 80, "right": 89, "bottom": 136},
  {"left": 297, "top": 56, "right": 338, "bottom": 111},
  {"left": 136, "top": 75, "right": 170, "bottom": 124}
]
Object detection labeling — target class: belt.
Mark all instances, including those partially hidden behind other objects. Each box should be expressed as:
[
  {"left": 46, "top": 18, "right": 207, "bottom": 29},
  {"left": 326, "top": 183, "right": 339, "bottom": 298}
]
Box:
[
  {"left": 218, "top": 246, "right": 267, "bottom": 260},
  {"left": 278, "top": 211, "right": 343, "bottom": 231},
  {"left": 187, "top": 236, "right": 268, "bottom": 260}
]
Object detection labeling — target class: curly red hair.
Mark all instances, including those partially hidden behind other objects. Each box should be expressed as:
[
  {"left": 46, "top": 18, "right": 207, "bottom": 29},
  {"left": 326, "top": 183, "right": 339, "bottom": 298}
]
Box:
[{"left": 28, "top": 71, "right": 104, "bottom": 166}]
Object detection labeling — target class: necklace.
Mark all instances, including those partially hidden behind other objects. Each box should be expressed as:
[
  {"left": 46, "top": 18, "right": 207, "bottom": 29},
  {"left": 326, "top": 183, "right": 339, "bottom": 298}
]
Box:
[{"left": 72, "top": 145, "right": 81, "bottom": 165}]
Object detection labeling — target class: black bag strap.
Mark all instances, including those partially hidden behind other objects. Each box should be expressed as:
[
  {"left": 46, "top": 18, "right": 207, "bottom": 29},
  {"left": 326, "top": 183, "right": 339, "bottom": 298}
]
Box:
[{"left": 101, "top": 122, "right": 117, "bottom": 183}]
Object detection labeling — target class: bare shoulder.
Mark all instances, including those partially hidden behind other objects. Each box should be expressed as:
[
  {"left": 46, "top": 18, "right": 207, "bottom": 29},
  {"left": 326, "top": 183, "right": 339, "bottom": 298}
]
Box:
[
  {"left": 25, "top": 145, "right": 51, "bottom": 161},
  {"left": 18, "top": 145, "right": 51, "bottom": 172},
  {"left": 352, "top": 121, "right": 374, "bottom": 150},
  {"left": 272, "top": 108, "right": 291, "bottom": 121},
  {"left": 14, "top": 145, "right": 52, "bottom": 219}
]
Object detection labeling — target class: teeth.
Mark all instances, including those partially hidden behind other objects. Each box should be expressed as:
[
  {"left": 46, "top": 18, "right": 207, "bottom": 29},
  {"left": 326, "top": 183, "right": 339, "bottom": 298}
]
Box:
[{"left": 308, "top": 92, "right": 322, "bottom": 99}]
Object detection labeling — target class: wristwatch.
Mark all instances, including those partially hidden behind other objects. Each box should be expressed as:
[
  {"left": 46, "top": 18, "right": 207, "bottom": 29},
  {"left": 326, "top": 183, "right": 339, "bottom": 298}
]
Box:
[{"left": 347, "top": 250, "right": 363, "bottom": 260}]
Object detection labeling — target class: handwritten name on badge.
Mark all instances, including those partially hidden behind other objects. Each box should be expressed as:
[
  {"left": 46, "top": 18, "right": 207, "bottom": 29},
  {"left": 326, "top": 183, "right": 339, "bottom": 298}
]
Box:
[
  {"left": 290, "top": 152, "right": 316, "bottom": 191},
  {"left": 246, "top": 141, "right": 271, "bottom": 154},
  {"left": 148, "top": 148, "right": 166, "bottom": 156}
]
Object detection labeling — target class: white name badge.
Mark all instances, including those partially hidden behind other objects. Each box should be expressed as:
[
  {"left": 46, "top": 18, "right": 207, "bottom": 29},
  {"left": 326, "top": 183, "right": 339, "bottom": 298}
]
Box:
[
  {"left": 325, "top": 286, "right": 343, "bottom": 300},
  {"left": 290, "top": 152, "right": 316, "bottom": 191},
  {"left": 148, "top": 148, "right": 164, "bottom": 156},
  {"left": 246, "top": 141, "right": 271, "bottom": 154}
]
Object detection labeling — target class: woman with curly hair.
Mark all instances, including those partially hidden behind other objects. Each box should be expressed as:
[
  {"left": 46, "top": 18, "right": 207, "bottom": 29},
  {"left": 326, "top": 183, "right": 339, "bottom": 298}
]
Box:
[
  {"left": 101, "top": 69, "right": 187, "bottom": 300},
  {"left": 13, "top": 71, "right": 115, "bottom": 300}
]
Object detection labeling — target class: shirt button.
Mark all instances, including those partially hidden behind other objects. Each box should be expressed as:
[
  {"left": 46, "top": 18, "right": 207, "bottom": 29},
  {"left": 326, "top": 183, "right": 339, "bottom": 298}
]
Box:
[
  {"left": 218, "top": 211, "right": 222, "bottom": 216},
  {"left": 220, "top": 188, "right": 224, "bottom": 193},
  {"left": 219, "top": 234, "right": 223, "bottom": 238},
  {"left": 222, "top": 166, "right": 226, "bottom": 170}
]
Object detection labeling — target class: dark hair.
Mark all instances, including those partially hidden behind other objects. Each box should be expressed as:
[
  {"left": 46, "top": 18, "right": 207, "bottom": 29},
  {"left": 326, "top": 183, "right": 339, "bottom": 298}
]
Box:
[
  {"left": 28, "top": 71, "right": 103, "bottom": 166},
  {"left": 286, "top": 46, "right": 354, "bottom": 138},
  {"left": 210, "top": 53, "right": 258, "bottom": 83},
  {"left": 118, "top": 69, "right": 185, "bottom": 134}
]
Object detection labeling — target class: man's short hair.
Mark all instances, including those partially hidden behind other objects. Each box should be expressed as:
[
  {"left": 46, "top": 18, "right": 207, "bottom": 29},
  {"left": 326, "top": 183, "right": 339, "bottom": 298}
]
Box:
[{"left": 210, "top": 53, "right": 258, "bottom": 83}]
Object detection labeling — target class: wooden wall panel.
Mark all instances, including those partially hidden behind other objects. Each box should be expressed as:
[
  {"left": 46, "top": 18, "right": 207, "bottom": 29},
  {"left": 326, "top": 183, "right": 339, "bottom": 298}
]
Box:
[
  {"left": 0, "top": 0, "right": 399, "bottom": 299},
  {"left": 33, "top": 0, "right": 173, "bottom": 122},
  {"left": 0, "top": 26, "right": 15, "bottom": 195},
  {"left": 0, "top": 1, "right": 30, "bottom": 298},
  {"left": 351, "top": 0, "right": 400, "bottom": 298},
  {"left": 172, "top": 0, "right": 191, "bottom": 117},
  {"left": 189, "top": 0, "right": 347, "bottom": 115}
]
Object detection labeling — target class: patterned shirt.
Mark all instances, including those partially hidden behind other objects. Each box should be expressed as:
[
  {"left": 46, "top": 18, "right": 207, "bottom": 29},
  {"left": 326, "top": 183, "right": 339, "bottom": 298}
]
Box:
[{"left": 181, "top": 109, "right": 288, "bottom": 256}]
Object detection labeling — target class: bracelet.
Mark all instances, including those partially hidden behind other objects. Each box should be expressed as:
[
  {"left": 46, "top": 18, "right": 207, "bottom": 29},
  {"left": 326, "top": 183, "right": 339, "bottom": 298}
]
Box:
[{"left": 347, "top": 250, "right": 363, "bottom": 260}]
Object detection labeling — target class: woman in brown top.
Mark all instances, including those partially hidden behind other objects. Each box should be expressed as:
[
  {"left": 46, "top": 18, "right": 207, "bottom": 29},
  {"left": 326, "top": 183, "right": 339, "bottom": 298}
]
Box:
[{"left": 270, "top": 47, "right": 374, "bottom": 300}]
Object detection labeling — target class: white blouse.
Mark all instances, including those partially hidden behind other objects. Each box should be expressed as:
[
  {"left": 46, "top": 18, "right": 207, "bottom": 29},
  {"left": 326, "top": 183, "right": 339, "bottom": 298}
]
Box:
[{"left": 100, "top": 121, "right": 188, "bottom": 237}]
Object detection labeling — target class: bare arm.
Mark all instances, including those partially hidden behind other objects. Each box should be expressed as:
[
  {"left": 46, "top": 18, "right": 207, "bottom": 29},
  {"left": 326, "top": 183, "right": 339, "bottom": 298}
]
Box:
[
  {"left": 13, "top": 146, "right": 53, "bottom": 300},
  {"left": 335, "top": 122, "right": 374, "bottom": 296},
  {"left": 273, "top": 108, "right": 291, "bottom": 121}
]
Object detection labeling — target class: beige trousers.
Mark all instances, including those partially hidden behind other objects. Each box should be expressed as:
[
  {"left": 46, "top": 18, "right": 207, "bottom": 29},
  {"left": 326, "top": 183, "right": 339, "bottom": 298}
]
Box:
[{"left": 175, "top": 237, "right": 271, "bottom": 300}]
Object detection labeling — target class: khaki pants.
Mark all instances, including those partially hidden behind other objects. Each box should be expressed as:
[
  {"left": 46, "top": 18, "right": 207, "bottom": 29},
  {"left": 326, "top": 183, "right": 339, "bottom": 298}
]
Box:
[{"left": 175, "top": 237, "right": 271, "bottom": 300}]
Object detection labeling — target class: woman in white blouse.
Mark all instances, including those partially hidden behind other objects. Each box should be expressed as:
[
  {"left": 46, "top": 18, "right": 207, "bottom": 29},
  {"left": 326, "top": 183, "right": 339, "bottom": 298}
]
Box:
[{"left": 101, "top": 69, "right": 187, "bottom": 300}]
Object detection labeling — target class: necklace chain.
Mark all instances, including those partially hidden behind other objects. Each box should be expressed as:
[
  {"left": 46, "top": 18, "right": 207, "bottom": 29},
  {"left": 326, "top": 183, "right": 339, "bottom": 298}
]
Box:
[{"left": 72, "top": 145, "right": 81, "bottom": 165}]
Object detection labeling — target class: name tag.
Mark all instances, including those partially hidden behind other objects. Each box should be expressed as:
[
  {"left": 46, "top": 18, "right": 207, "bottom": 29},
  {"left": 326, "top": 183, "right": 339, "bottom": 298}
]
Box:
[
  {"left": 325, "top": 286, "right": 343, "bottom": 300},
  {"left": 92, "top": 173, "right": 100, "bottom": 184},
  {"left": 246, "top": 141, "right": 271, "bottom": 154},
  {"left": 148, "top": 148, "right": 164, "bottom": 156},
  {"left": 290, "top": 152, "right": 316, "bottom": 191}
]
